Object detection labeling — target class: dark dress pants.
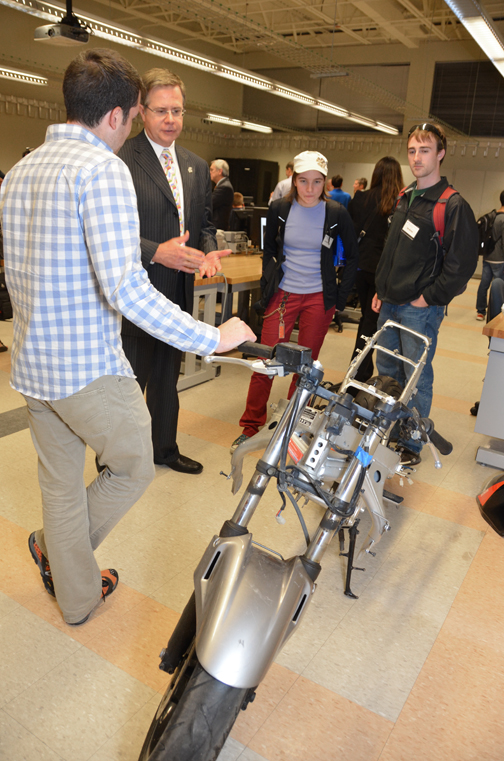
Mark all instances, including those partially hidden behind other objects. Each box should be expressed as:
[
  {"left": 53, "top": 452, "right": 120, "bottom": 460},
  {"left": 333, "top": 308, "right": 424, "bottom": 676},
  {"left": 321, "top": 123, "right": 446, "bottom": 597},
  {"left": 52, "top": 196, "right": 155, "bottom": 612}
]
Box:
[
  {"left": 351, "top": 269, "right": 379, "bottom": 382},
  {"left": 122, "top": 272, "right": 187, "bottom": 465},
  {"left": 122, "top": 333, "right": 182, "bottom": 464}
]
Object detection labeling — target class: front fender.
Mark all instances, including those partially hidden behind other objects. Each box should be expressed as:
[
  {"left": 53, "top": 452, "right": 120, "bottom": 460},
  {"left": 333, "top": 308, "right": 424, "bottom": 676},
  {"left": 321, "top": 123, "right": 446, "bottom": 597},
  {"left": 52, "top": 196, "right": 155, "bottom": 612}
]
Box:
[{"left": 194, "top": 534, "right": 315, "bottom": 688}]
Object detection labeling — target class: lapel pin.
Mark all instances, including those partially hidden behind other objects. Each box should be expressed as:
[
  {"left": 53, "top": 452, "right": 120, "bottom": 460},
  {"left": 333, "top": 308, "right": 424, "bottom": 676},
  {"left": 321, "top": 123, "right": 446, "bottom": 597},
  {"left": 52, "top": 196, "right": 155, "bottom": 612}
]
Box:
[{"left": 188, "top": 167, "right": 193, "bottom": 173}]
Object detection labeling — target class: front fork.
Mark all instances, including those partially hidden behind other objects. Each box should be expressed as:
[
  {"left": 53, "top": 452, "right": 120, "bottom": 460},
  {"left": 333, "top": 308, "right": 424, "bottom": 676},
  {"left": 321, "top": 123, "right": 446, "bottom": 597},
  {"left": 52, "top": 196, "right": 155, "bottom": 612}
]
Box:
[
  {"left": 228, "top": 384, "right": 315, "bottom": 530},
  {"left": 302, "top": 422, "right": 385, "bottom": 568},
  {"left": 158, "top": 381, "right": 316, "bottom": 677}
]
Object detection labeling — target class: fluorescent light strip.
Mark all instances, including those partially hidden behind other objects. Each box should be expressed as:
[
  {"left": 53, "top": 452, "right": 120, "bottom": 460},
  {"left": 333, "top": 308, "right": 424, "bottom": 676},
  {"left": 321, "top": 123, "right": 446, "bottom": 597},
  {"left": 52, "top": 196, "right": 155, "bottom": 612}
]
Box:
[
  {"left": 207, "top": 112, "right": 273, "bottom": 133},
  {"left": 216, "top": 66, "right": 273, "bottom": 91},
  {"left": 463, "top": 17, "right": 504, "bottom": 59},
  {"left": 274, "top": 86, "right": 317, "bottom": 107},
  {"left": 0, "top": 65, "right": 47, "bottom": 85},
  {"left": 444, "top": 0, "right": 504, "bottom": 78},
  {"left": 0, "top": 0, "right": 398, "bottom": 134},
  {"left": 315, "top": 99, "right": 399, "bottom": 134},
  {"left": 242, "top": 120, "right": 272, "bottom": 134}
]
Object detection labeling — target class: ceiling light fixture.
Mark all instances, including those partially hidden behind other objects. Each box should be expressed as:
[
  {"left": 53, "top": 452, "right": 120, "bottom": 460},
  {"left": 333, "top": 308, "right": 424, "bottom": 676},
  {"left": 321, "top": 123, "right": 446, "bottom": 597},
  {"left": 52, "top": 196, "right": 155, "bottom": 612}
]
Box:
[
  {"left": 0, "top": 64, "right": 47, "bottom": 85},
  {"left": 0, "top": 0, "right": 399, "bottom": 134},
  {"left": 206, "top": 113, "right": 273, "bottom": 133},
  {"left": 444, "top": 0, "right": 504, "bottom": 76},
  {"left": 316, "top": 99, "right": 399, "bottom": 134}
]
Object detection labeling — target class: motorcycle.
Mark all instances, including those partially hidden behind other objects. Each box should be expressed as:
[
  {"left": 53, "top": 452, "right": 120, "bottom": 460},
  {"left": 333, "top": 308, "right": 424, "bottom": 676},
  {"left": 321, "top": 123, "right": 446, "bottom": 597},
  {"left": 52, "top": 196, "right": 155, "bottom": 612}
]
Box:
[{"left": 138, "top": 320, "right": 452, "bottom": 761}]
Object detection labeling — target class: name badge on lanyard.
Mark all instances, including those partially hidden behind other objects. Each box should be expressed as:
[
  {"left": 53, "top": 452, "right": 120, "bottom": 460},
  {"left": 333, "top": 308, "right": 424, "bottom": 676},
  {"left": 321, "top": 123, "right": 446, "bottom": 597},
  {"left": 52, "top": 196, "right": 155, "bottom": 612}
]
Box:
[{"left": 402, "top": 219, "right": 420, "bottom": 239}]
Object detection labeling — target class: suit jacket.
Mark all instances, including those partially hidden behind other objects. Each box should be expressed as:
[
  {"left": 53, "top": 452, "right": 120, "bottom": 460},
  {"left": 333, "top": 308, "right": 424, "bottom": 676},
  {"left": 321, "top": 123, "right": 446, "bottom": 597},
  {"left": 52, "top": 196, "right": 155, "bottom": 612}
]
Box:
[
  {"left": 212, "top": 177, "right": 234, "bottom": 230},
  {"left": 119, "top": 130, "right": 216, "bottom": 336}
]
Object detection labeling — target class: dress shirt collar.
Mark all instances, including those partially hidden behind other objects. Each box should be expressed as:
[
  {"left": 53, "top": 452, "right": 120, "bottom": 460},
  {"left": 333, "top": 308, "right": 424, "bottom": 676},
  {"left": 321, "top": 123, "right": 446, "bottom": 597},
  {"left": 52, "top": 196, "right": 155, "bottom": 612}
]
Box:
[
  {"left": 145, "top": 132, "right": 178, "bottom": 165},
  {"left": 46, "top": 123, "right": 114, "bottom": 152}
]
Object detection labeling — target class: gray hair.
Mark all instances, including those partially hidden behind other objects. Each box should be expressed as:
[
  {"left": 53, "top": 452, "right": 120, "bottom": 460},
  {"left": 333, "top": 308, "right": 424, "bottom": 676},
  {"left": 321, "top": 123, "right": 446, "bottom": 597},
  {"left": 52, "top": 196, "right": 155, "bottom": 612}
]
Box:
[
  {"left": 142, "top": 68, "right": 186, "bottom": 106},
  {"left": 211, "top": 159, "right": 229, "bottom": 177}
]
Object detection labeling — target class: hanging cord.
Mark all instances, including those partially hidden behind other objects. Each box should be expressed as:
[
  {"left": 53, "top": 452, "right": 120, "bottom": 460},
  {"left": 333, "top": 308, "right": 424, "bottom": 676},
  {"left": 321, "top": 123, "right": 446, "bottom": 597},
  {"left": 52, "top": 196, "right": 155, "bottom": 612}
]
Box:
[
  {"left": 217, "top": 273, "right": 229, "bottom": 325},
  {"left": 284, "top": 488, "right": 311, "bottom": 547}
]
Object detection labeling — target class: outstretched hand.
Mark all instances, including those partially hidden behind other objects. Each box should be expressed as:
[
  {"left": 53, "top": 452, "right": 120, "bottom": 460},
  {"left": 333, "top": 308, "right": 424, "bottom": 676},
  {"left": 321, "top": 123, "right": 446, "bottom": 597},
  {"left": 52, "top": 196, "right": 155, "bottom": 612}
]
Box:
[
  {"left": 151, "top": 231, "right": 206, "bottom": 273},
  {"left": 199, "top": 248, "right": 232, "bottom": 278}
]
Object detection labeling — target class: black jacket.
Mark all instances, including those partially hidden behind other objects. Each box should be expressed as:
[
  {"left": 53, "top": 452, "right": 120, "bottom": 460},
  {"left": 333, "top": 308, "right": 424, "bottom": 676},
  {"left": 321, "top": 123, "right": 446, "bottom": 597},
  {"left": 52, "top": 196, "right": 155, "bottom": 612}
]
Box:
[
  {"left": 212, "top": 177, "right": 234, "bottom": 230},
  {"left": 260, "top": 198, "right": 358, "bottom": 312},
  {"left": 118, "top": 131, "right": 216, "bottom": 334},
  {"left": 348, "top": 187, "right": 389, "bottom": 274},
  {"left": 375, "top": 177, "right": 478, "bottom": 306}
]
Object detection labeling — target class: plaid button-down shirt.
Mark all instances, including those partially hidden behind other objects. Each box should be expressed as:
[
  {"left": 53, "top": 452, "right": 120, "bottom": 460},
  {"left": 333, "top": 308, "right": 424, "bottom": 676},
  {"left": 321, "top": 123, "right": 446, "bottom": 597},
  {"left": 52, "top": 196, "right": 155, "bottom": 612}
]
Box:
[{"left": 0, "top": 124, "right": 219, "bottom": 400}]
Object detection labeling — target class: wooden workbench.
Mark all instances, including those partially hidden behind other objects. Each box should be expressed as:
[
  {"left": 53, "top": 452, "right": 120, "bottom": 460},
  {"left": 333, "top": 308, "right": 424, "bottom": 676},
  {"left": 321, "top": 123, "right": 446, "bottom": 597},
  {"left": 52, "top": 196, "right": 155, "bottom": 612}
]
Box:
[
  {"left": 179, "top": 254, "right": 263, "bottom": 390},
  {"left": 483, "top": 312, "right": 504, "bottom": 339}
]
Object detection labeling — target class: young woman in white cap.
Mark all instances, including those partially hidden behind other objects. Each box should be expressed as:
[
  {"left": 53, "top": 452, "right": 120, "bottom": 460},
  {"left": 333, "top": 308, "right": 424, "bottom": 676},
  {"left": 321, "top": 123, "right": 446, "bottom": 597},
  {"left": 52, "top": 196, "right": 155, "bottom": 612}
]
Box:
[{"left": 231, "top": 150, "right": 359, "bottom": 451}]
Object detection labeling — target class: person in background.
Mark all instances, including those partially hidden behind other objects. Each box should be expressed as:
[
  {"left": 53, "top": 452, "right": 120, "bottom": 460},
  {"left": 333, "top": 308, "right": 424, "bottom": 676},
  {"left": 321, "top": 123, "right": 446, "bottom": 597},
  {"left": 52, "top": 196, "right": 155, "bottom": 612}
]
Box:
[
  {"left": 475, "top": 191, "right": 504, "bottom": 321},
  {"left": 269, "top": 161, "right": 294, "bottom": 204},
  {"left": 353, "top": 177, "right": 368, "bottom": 195},
  {"left": 348, "top": 157, "right": 403, "bottom": 382},
  {"left": 210, "top": 159, "right": 234, "bottom": 230},
  {"left": 231, "top": 150, "right": 358, "bottom": 452},
  {"left": 0, "top": 48, "right": 254, "bottom": 627},
  {"left": 372, "top": 122, "right": 478, "bottom": 466},
  {"left": 328, "top": 175, "right": 351, "bottom": 208},
  {"left": 232, "top": 192, "right": 245, "bottom": 209}
]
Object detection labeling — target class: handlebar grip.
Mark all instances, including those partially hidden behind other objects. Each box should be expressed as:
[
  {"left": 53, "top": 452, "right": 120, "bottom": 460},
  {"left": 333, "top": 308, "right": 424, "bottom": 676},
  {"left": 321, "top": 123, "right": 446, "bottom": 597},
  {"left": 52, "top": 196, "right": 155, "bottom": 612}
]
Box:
[
  {"left": 422, "top": 418, "right": 453, "bottom": 456},
  {"left": 236, "top": 342, "right": 275, "bottom": 359}
]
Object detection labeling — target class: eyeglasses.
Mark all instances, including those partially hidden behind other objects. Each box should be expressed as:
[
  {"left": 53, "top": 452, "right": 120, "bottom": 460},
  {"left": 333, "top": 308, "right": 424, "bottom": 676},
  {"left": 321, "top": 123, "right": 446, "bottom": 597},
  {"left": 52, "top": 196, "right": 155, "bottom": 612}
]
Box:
[
  {"left": 145, "top": 106, "right": 186, "bottom": 119},
  {"left": 408, "top": 122, "right": 446, "bottom": 149}
]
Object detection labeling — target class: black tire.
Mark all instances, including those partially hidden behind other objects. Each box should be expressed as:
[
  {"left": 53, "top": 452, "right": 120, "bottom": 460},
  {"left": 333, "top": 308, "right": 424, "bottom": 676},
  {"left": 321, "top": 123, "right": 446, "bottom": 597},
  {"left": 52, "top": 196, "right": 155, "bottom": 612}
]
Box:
[
  {"left": 353, "top": 375, "right": 403, "bottom": 411},
  {"left": 138, "top": 642, "right": 249, "bottom": 761}
]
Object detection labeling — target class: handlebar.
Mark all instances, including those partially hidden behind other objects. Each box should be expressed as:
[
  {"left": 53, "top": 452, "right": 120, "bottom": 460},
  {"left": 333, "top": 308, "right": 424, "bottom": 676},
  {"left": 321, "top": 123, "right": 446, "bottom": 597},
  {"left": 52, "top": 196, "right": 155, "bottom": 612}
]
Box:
[
  {"left": 236, "top": 342, "right": 275, "bottom": 359},
  {"left": 421, "top": 418, "right": 453, "bottom": 456}
]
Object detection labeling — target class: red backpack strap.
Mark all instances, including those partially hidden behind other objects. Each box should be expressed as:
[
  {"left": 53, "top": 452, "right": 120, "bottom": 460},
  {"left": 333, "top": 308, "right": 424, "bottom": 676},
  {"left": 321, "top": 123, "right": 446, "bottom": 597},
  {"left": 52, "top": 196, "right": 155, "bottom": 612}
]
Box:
[
  {"left": 395, "top": 185, "right": 408, "bottom": 210},
  {"left": 433, "top": 186, "right": 458, "bottom": 244}
]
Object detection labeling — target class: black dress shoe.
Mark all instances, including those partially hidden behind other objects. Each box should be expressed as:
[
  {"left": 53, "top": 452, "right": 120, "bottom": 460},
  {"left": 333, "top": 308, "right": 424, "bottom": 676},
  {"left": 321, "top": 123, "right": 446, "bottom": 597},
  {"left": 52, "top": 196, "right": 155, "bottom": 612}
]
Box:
[{"left": 156, "top": 454, "right": 203, "bottom": 474}]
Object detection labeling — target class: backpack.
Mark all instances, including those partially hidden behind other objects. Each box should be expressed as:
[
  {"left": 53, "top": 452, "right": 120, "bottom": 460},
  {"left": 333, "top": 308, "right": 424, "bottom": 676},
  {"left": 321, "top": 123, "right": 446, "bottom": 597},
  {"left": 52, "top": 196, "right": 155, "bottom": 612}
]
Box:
[{"left": 477, "top": 209, "right": 497, "bottom": 257}]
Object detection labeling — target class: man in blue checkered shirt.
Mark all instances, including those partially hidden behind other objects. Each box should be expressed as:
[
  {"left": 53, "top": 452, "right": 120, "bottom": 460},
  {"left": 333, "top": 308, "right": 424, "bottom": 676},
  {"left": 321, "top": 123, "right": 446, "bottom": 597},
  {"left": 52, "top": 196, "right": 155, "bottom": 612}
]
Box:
[{"left": 0, "top": 49, "right": 254, "bottom": 626}]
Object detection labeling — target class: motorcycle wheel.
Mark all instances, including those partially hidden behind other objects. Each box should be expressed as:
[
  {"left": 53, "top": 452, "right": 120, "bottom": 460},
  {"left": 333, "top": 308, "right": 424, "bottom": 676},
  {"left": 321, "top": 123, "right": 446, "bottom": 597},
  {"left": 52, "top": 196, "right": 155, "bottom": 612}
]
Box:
[
  {"left": 353, "top": 375, "right": 403, "bottom": 411},
  {"left": 138, "top": 642, "right": 249, "bottom": 761}
]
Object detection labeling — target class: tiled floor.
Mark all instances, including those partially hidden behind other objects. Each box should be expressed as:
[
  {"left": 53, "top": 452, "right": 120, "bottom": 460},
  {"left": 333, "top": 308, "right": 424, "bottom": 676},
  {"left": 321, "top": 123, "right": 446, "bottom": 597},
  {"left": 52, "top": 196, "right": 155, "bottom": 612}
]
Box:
[{"left": 1, "top": 278, "right": 503, "bottom": 761}]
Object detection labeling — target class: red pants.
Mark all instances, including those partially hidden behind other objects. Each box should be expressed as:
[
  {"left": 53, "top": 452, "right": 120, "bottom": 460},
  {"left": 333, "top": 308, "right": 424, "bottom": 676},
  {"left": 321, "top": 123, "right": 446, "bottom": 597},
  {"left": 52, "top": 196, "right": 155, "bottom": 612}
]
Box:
[{"left": 239, "top": 290, "right": 335, "bottom": 437}]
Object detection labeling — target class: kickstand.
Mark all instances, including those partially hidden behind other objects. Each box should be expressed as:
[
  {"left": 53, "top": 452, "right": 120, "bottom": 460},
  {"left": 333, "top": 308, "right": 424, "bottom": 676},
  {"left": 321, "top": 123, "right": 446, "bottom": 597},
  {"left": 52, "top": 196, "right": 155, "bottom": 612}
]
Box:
[{"left": 339, "top": 520, "right": 365, "bottom": 599}]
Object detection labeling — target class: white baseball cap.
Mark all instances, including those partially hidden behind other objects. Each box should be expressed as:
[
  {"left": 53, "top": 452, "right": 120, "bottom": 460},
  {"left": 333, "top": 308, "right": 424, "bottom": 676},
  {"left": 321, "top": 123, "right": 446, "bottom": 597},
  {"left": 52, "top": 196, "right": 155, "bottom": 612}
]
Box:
[{"left": 293, "top": 150, "right": 328, "bottom": 176}]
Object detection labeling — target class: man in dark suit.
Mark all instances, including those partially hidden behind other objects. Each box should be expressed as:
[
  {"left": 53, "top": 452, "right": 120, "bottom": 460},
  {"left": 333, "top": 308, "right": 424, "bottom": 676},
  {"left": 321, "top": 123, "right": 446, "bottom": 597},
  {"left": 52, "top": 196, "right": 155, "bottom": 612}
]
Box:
[
  {"left": 119, "top": 68, "right": 229, "bottom": 474},
  {"left": 210, "top": 160, "right": 234, "bottom": 230}
]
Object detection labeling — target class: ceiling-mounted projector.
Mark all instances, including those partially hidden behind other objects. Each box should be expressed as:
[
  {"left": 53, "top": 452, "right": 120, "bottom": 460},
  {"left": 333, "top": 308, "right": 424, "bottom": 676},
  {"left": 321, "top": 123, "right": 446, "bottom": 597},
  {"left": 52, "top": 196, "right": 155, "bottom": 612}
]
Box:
[
  {"left": 34, "top": 22, "right": 89, "bottom": 45},
  {"left": 35, "top": 0, "right": 90, "bottom": 45}
]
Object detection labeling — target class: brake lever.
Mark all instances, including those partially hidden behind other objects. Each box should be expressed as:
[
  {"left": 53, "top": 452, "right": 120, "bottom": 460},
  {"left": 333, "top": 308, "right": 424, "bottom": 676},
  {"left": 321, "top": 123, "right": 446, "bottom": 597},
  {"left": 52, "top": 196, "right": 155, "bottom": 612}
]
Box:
[
  {"left": 425, "top": 440, "right": 442, "bottom": 469},
  {"left": 203, "top": 354, "right": 286, "bottom": 376}
]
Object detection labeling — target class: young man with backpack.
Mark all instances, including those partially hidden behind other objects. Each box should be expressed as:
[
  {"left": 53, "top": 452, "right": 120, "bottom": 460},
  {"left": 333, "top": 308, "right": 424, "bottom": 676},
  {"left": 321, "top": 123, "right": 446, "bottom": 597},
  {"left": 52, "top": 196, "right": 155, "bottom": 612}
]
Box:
[
  {"left": 475, "top": 193, "right": 504, "bottom": 320},
  {"left": 371, "top": 122, "right": 478, "bottom": 465}
]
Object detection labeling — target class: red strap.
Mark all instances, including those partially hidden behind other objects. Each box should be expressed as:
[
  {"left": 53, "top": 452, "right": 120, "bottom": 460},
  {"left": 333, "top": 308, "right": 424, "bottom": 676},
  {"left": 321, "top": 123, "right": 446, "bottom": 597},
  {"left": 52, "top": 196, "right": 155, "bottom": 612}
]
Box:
[
  {"left": 395, "top": 185, "right": 458, "bottom": 245},
  {"left": 395, "top": 185, "right": 408, "bottom": 210},
  {"left": 432, "top": 186, "right": 458, "bottom": 243}
]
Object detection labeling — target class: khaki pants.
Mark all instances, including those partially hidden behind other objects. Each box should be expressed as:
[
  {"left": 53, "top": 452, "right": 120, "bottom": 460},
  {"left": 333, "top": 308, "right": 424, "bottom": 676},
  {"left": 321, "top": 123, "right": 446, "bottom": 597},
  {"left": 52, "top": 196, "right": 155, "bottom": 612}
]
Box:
[{"left": 24, "top": 375, "right": 154, "bottom": 624}]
